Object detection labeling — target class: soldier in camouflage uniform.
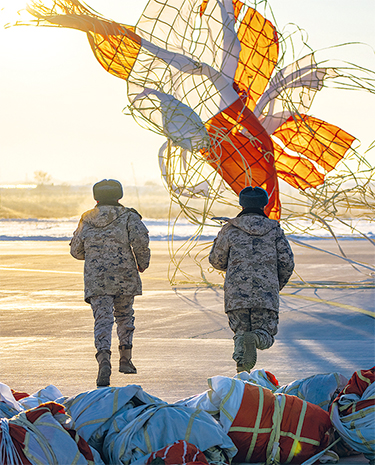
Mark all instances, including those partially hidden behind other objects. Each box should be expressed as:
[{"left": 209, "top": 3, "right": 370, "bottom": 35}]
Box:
[
  {"left": 209, "top": 186, "right": 294, "bottom": 373},
  {"left": 70, "top": 179, "right": 150, "bottom": 387}
]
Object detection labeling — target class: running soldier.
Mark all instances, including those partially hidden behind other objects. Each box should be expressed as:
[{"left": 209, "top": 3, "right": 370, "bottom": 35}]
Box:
[
  {"left": 70, "top": 179, "right": 150, "bottom": 387},
  {"left": 209, "top": 186, "right": 294, "bottom": 373}
]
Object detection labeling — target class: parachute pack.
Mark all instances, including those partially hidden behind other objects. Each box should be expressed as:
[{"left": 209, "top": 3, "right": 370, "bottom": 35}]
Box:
[{"left": 0, "top": 368, "right": 374, "bottom": 465}]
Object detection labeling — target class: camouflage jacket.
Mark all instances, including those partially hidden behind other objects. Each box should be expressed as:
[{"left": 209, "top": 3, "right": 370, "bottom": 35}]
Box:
[
  {"left": 209, "top": 213, "right": 294, "bottom": 312},
  {"left": 70, "top": 205, "right": 150, "bottom": 302}
]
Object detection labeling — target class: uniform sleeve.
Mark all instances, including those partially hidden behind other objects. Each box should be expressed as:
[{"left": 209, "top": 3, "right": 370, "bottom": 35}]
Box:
[
  {"left": 208, "top": 226, "right": 230, "bottom": 271},
  {"left": 276, "top": 229, "right": 295, "bottom": 289},
  {"left": 69, "top": 219, "right": 85, "bottom": 260},
  {"left": 127, "top": 212, "right": 151, "bottom": 271}
]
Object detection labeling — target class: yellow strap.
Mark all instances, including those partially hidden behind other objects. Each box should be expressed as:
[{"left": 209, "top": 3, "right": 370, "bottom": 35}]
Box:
[
  {"left": 285, "top": 399, "right": 308, "bottom": 462},
  {"left": 265, "top": 394, "right": 285, "bottom": 465},
  {"left": 185, "top": 408, "right": 201, "bottom": 442},
  {"left": 220, "top": 379, "right": 237, "bottom": 423},
  {"left": 245, "top": 386, "right": 265, "bottom": 462}
]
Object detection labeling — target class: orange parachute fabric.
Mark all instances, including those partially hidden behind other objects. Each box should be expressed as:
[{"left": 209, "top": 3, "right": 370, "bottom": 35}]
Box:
[
  {"left": 26, "top": 0, "right": 141, "bottom": 80},
  {"left": 277, "top": 116, "right": 354, "bottom": 172},
  {"left": 331, "top": 367, "right": 375, "bottom": 414},
  {"left": 273, "top": 143, "right": 325, "bottom": 190},
  {"left": 272, "top": 115, "right": 355, "bottom": 190},
  {"left": 202, "top": 1, "right": 280, "bottom": 218},
  {"left": 202, "top": 97, "right": 280, "bottom": 218},
  {"left": 86, "top": 25, "right": 140, "bottom": 81},
  {"left": 232, "top": 0, "right": 279, "bottom": 111}
]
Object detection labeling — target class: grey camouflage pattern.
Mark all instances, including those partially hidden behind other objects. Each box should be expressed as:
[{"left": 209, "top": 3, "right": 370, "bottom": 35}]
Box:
[
  {"left": 90, "top": 294, "right": 135, "bottom": 351},
  {"left": 227, "top": 308, "right": 278, "bottom": 362},
  {"left": 209, "top": 213, "right": 294, "bottom": 313},
  {"left": 70, "top": 205, "right": 150, "bottom": 302}
]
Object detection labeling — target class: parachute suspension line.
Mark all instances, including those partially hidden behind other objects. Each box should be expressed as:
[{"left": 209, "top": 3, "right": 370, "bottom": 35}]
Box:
[
  {"left": 8, "top": 0, "right": 375, "bottom": 287},
  {"left": 162, "top": 112, "right": 260, "bottom": 285},
  {"left": 0, "top": 419, "right": 24, "bottom": 465}
]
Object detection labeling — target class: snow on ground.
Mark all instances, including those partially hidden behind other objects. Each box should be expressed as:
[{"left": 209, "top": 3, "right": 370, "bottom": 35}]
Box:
[{"left": 0, "top": 217, "right": 374, "bottom": 241}]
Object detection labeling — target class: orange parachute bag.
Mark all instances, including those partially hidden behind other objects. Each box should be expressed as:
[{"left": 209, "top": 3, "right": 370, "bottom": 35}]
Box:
[
  {"left": 229, "top": 383, "right": 332, "bottom": 463},
  {"left": 146, "top": 440, "right": 210, "bottom": 465}
]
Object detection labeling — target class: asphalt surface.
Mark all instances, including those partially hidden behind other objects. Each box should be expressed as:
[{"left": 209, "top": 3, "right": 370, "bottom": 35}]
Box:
[{"left": 0, "top": 240, "right": 374, "bottom": 464}]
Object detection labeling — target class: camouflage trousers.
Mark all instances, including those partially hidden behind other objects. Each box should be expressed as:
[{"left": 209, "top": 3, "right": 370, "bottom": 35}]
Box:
[
  {"left": 90, "top": 294, "right": 135, "bottom": 352},
  {"left": 227, "top": 308, "right": 279, "bottom": 363}
]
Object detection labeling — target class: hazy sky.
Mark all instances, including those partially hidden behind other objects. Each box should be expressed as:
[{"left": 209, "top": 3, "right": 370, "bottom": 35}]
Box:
[{"left": 0, "top": 0, "right": 374, "bottom": 186}]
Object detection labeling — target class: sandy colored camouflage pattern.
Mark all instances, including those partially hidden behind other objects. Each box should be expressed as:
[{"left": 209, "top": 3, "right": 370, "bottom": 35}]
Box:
[
  {"left": 227, "top": 308, "right": 279, "bottom": 362},
  {"left": 209, "top": 213, "right": 294, "bottom": 313},
  {"left": 90, "top": 294, "right": 135, "bottom": 351},
  {"left": 70, "top": 205, "right": 150, "bottom": 302}
]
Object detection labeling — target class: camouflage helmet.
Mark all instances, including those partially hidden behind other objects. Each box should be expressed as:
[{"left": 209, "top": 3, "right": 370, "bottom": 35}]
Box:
[
  {"left": 93, "top": 179, "right": 123, "bottom": 201},
  {"left": 239, "top": 186, "right": 269, "bottom": 208}
]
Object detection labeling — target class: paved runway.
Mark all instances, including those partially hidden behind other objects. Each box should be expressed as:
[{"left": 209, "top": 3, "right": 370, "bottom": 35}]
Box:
[
  {"left": 0, "top": 240, "right": 374, "bottom": 396},
  {"left": 0, "top": 240, "right": 374, "bottom": 464}
]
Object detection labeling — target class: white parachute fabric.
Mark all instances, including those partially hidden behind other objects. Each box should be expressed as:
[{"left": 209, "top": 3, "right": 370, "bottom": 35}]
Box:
[
  {"left": 176, "top": 376, "right": 245, "bottom": 433},
  {"left": 0, "top": 383, "right": 65, "bottom": 419},
  {"left": 103, "top": 402, "right": 237, "bottom": 465},
  {"left": 158, "top": 142, "right": 226, "bottom": 198},
  {"left": 17, "top": 384, "right": 65, "bottom": 410},
  {"left": 330, "top": 382, "right": 375, "bottom": 463},
  {"left": 180, "top": 370, "right": 348, "bottom": 415},
  {"left": 63, "top": 385, "right": 166, "bottom": 447},
  {"left": 235, "top": 369, "right": 349, "bottom": 411},
  {"left": 131, "top": 89, "right": 210, "bottom": 152},
  {"left": 135, "top": 0, "right": 240, "bottom": 81},
  {"left": 1, "top": 370, "right": 373, "bottom": 464},
  {"left": 2, "top": 403, "right": 105, "bottom": 465},
  {"left": 235, "top": 368, "right": 279, "bottom": 390},
  {"left": 128, "top": 0, "right": 240, "bottom": 149},
  {"left": 254, "top": 54, "right": 338, "bottom": 135},
  {"left": 274, "top": 372, "right": 349, "bottom": 411},
  {"left": 0, "top": 401, "right": 18, "bottom": 420},
  {"left": 0, "top": 383, "right": 22, "bottom": 412}
]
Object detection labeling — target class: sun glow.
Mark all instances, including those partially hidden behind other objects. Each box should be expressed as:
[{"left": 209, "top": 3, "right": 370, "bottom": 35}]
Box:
[{"left": 0, "top": 0, "right": 31, "bottom": 27}]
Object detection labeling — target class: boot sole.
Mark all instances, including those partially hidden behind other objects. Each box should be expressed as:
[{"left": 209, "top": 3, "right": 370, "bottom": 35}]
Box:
[
  {"left": 242, "top": 332, "right": 257, "bottom": 372},
  {"left": 119, "top": 366, "right": 137, "bottom": 374},
  {"left": 119, "top": 358, "right": 137, "bottom": 374}
]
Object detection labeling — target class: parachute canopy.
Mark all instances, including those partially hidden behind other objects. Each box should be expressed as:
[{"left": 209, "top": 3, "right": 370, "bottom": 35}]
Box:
[{"left": 17, "top": 0, "right": 355, "bottom": 219}]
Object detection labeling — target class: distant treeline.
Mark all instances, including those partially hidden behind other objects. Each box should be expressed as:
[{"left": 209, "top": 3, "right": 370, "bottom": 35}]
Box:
[
  {"left": 0, "top": 184, "right": 176, "bottom": 219},
  {"left": 0, "top": 183, "right": 371, "bottom": 220}
]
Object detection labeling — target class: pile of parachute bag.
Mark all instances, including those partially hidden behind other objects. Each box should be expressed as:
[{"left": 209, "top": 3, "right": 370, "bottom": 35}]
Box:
[{"left": 0, "top": 367, "right": 374, "bottom": 465}]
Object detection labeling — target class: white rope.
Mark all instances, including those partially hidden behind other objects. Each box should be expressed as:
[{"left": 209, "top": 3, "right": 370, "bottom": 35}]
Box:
[
  {"left": 0, "top": 418, "right": 24, "bottom": 465},
  {"left": 300, "top": 437, "right": 341, "bottom": 465}
]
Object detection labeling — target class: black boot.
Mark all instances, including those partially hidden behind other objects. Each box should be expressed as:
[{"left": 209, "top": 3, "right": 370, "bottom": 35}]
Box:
[
  {"left": 237, "top": 332, "right": 259, "bottom": 373},
  {"left": 96, "top": 349, "right": 111, "bottom": 387},
  {"left": 119, "top": 345, "right": 137, "bottom": 374}
]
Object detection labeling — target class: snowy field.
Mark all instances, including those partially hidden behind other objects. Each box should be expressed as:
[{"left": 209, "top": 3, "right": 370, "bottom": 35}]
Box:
[{"left": 0, "top": 217, "right": 374, "bottom": 241}]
